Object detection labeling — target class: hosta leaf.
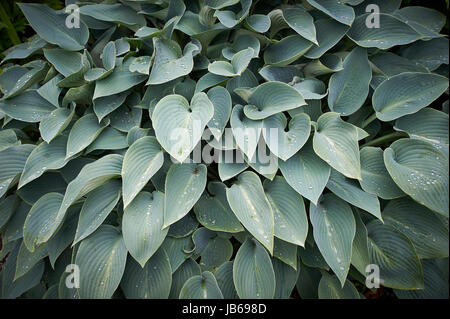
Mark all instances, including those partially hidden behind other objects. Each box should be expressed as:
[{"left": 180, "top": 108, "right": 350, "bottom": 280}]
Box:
[
  {"left": 264, "top": 35, "right": 313, "bottom": 66},
  {"left": 384, "top": 139, "right": 449, "bottom": 217},
  {"left": 179, "top": 271, "right": 223, "bottom": 299},
  {"left": 394, "top": 108, "right": 449, "bottom": 155},
  {"left": 359, "top": 147, "right": 404, "bottom": 200},
  {"left": 169, "top": 258, "right": 201, "bottom": 298},
  {"left": 259, "top": 65, "right": 303, "bottom": 83},
  {"left": 15, "top": 239, "right": 48, "bottom": 280},
  {"left": 304, "top": 19, "right": 349, "bottom": 59},
  {"left": 73, "top": 179, "right": 122, "bottom": 245},
  {"left": 1, "top": 36, "right": 46, "bottom": 63},
  {"left": 79, "top": 4, "right": 146, "bottom": 29},
  {"left": 230, "top": 105, "right": 263, "bottom": 159},
  {"left": 65, "top": 113, "right": 109, "bottom": 159},
  {"left": 208, "top": 48, "right": 254, "bottom": 77},
  {"left": 214, "top": 0, "right": 252, "bottom": 28},
  {"left": 367, "top": 220, "right": 424, "bottom": 289},
  {"left": 373, "top": 73, "right": 449, "bottom": 121},
  {"left": 218, "top": 151, "right": 249, "bottom": 182},
  {"left": 161, "top": 236, "right": 194, "bottom": 273},
  {"left": 153, "top": 93, "right": 214, "bottom": 162},
  {"left": 1, "top": 242, "right": 44, "bottom": 299},
  {"left": 401, "top": 37, "right": 449, "bottom": 71},
  {"left": 109, "top": 104, "right": 142, "bottom": 133},
  {"left": 214, "top": 261, "right": 239, "bottom": 299},
  {"left": 328, "top": 47, "right": 371, "bottom": 116},
  {"left": 354, "top": 0, "right": 401, "bottom": 14},
  {"left": 121, "top": 249, "right": 172, "bottom": 299},
  {"left": 370, "top": 51, "right": 428, "bottom": 77},
  {"left": 0, "top": 195, "right": 19, "bottom": 229},
  {"left": 310, "top": 193, "right": 356, "bottom": 286},
  {"left": 0, "top": 129, "right": 20, "bottom": 152},
  {"left": 303, "top": 54, "right": 344, "bottom": 76},
  {"left": 93, "top": 92, "right": 129, "bottom": 122},
  {"left": 244, "top": 81, "right": 306, "bottom": 120},
  {"left": 101, "top": 41, "right": 116, "bottom": 71},
  {"left": 263, "top": 177, "right": 308, "bottom": 247},
  {"left": 313, "top": 112, "right": 361, "bottom": 179},
  {"left": 123, "top": 191, "right": 167, "bottom": 267},
  {"left": 147, "top": 39, "right": 199, "bottom": 85},
  {"left": 194, "top": 182, "right": 243, "bottom": 233},
  {"left": 244, "top": 143, "right": 279, "bottom": 180},
  {"left": 233, "top": 238, "right": 276, "bottom": 299},
  {"left": 394, "top": 7, "right": 446, "bottom": 38},
  {"left": 226, "top": 171, "right": 274, "bottom": 253},
  {"left": 205, "top": 0, "right": 239, "bottom": 9},
  {"left": 18, "top": 4, "right": 89, "bottom": 51},
  {"left": 296, "top": 261, "right": 321, "bottom": 299},
  {"left": 164, "top": 163, "right": 207, "bottom": 228},
  {"left": 273, "top": 238, "right": 298, "bottom": 270},
  {"left": 86, "top": 128, "right": 128, "bottom": 153},
  {"left": 23, "top": 192, "right": 63, "bottom": 252},
  {"left": 43, "top": 49, "right": 88, "bottom": 78},
  {"left": 348, "top": 13, "right": 421, "bottom": 49},
  {"left": 318, "top": 273, "right": 360, "bottom": 299},
  {"left": 3, "top": 61, "right": 48, "bottom": 99},
  {"left": 326, "top": 170, "right": 382, "bottom": 221},
  {"left": 306, "top": 0, "right": 355, "bottom": 26},
  {"left": 199, "top": 236, "right": 233, "bottom": 271},
  {"left": 195, "top": 73, "right": 228, "bottom": 93},
  {"left": 3, "top": 201, "right": 30, "bottom": 243},
  {"left": 0, "top": 144, "right": 35, "bottom": 197},
  {"left": 93, "top": 58, "right": 147, "bottom": 100},
  {"left": 351, "top": 209, "right": 370, "bottom": 275},
  {"left": 0, "top": 90, "right": 56, "bottom": 123},
  {"left": 37, "top": 75, "right": 63, "bottom": 108},
  {"left": 126, "top": 127, "right": 150, "bottom": 146},
  {"left": 206, "top": 87, "right": 232, "bottom": 140},
  {"left": 244, "top": 14, "right": 271, "bottom": 33},
  {"left": 279, "top": 140, "right": 330, "bottom": 205},
  {"left": 272, "top": 258, "right": 298, "bottom": 299},
  {"left": 0, "top": 66, "right": 27, "bottom": 97},
  {"left": 75, "top": 225, "right": 127, "bottom": 299},
  {"left": 293, "top": 78, "right": 327, "bottom": 100},
  {"left": 395, "top": 259, "right": 449, "bottom": 299},
  {"left": 383, "top": 198, "right": 449, "bottom": 259},
  {"left": 168, "top": 213, "right": 199, "bottom": 238},
  {"left": 283, "top": 7, "right": 317, "bottom": 45},
  {"left": 122, "top": 136, "right": 164, "bottom": 208},
  {"left": 56, "top": 154, "right": 123, "bottom": 235},
  {"left": 262, "top": 112, "right": 310, "bottom": 161},
  {"left": 19, "top": 135, "right": 69, "bottom": 188}
]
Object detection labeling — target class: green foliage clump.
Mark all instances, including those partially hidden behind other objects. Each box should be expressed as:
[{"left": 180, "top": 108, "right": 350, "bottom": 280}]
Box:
[{"left": 0, "top": 0, "right": 448, "bottom": 299}]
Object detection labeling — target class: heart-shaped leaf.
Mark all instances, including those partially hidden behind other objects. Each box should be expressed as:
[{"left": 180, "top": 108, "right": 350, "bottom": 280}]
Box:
[
  {"left": 153, "top": 93, "right": 214, "bottom": 163},
  {"left": 262, "top": 112, "right": 310, "bottom": 161},
  {"left": 226, "top": 171, "right": 274, "bottom": 253}
]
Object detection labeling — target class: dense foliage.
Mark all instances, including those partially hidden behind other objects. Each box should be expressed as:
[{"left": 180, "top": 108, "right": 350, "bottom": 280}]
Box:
[{"left": 0, "top": 0, "right": 448, "bottom": 299}]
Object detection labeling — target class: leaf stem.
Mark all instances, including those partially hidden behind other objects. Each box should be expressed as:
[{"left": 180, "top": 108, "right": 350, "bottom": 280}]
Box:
[
  {"left": 361, "top": 113, "right": 377, "bottom": 128},
  {"left": 361, "top": 132, "right": 407, "bottom": 147},
  {"left": 0, "top": 3, "right": 21, "bottom": 46}
]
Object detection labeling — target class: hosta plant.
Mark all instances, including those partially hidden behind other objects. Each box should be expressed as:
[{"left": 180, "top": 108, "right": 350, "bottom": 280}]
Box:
[{"left": 0, "top": 0, "right": 449, "bottom": 299}]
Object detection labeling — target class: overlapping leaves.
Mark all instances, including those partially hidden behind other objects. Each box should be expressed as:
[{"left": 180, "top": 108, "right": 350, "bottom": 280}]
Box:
[{"left": 0, "top": 0, "right": 448, "bottom": 300}]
